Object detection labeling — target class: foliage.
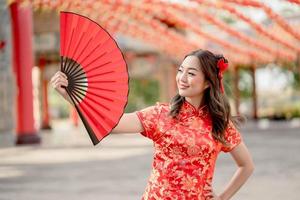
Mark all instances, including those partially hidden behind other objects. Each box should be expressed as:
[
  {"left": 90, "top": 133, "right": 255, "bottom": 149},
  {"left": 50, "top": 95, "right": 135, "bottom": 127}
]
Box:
[
  {"left": 282, "top": 61, "right": 300, "bottom": 90},
  {"left": 223, "top": 68, "right": 252, "bottom": 99},
  {"left": 48, "top": 85, "right": 70, "bottom": 118},
  {"left": 125, "top": 78, "right": 160, "bottom": 112}
]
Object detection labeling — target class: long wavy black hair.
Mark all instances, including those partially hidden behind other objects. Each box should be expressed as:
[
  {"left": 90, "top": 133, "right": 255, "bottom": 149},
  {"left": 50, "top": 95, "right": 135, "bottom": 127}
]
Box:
[{"left": 169, "top": 49, "right": 240, "bottom": 145}]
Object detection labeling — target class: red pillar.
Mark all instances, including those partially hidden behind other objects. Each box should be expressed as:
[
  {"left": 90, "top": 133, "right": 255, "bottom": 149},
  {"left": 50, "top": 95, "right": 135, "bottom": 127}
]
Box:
[
  {"left": 10, "top": 3, "right": 41, "bottom": 144},
  {"left": 41, "top": 79, "right": 52, "bottom": 130},
  {"left": 70, "top": 106, "right": 79, "bottom": 127},
  {"left": 250, "top": 65, "right": 258, "bottom": 120},
  {"left": 233, "top": 66, "right": 240, "bottom": 115},
  {"left": 39, "top": 58, "right": 52, "bottom": 130}
]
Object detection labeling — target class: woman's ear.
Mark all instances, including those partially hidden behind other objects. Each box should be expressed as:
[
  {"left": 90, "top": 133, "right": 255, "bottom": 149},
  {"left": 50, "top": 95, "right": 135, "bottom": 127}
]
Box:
[{"left": 204, "top": 81, "right": 210, "bottom": 90}]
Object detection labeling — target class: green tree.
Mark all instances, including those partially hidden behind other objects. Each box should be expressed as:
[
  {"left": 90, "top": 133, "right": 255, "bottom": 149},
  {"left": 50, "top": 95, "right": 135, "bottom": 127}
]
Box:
[{"left": 125, "top": 78, "right": 160, "bottom": 112}]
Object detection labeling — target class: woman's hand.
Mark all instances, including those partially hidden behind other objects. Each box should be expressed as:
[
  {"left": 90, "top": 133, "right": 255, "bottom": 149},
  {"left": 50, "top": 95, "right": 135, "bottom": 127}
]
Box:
[
  {"left": 212, "top": 195, "right": 222, "bottom": 200},
  {"left": 50, "top": 71, "right": 71, "bottom": 103},
  {"left": 207, "top": 190, "right": 223, "bottom": 200}
]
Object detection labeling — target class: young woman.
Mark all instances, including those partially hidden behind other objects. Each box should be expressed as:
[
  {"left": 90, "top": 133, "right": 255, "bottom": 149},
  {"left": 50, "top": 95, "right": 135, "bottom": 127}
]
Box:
[{"left": 51, "top": 49, "right": 254, "bottom": 200}]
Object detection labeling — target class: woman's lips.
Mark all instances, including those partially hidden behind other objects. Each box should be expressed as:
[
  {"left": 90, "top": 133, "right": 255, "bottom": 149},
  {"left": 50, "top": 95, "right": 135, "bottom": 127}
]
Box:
[{"left": 179, "top": 84, "right": 189, "bottom": 89}]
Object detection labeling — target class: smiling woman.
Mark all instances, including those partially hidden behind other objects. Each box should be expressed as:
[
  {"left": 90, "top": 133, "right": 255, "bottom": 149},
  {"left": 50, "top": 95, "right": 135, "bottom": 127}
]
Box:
[
  {"left": 171, "top": 50, "right": 233, "bottom": 145},
  {"left": 51, "top": 49, "right": 254, "bottom": 200},
  {"left": 133, "top": 50, "right": 254, "bottom": 200},
  {"left": 176, "top": 56, "right": 208, "bottom": 105}
]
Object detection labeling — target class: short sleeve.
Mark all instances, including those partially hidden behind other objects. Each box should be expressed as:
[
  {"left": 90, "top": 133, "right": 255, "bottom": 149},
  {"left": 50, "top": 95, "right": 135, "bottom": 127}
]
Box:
[
  {"left": 221, "top": 120, "right": 243, "bottom": 153},
  {"left": 135, "top": 102, "right": 162, "bottom": 140}
]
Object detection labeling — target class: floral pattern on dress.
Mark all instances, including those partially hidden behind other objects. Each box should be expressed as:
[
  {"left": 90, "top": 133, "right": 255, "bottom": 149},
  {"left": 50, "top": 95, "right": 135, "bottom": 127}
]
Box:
[{"left": 136, "top": 100, "right": 242, "bottom": 200}]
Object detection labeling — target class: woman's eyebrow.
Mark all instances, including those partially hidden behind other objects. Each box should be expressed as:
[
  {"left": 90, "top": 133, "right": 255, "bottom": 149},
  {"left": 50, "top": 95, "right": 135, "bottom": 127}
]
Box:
[{"left": 179, "top": 65, "right": 199, "bottom": 71}]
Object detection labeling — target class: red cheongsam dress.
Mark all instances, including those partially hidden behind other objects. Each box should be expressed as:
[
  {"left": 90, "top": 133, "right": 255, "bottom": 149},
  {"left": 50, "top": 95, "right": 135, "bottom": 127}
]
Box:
[{"left": 135, "top": 100, "right": 242, "bottom": 200}]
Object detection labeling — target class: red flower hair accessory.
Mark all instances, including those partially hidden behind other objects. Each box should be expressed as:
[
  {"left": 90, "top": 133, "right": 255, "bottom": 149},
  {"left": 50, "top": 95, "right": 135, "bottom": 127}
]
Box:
[{"left": 217, "top": 58, "right": 228, "bottom": 93}]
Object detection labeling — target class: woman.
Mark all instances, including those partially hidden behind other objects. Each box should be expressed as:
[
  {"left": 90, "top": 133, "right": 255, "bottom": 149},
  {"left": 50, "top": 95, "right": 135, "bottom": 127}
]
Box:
[{"left": 51, "top": 49, "right": 254, "bottom": 200}]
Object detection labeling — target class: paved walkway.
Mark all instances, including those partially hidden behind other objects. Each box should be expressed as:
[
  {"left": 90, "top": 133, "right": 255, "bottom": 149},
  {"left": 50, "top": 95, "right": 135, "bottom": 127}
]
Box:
[{"left": 0, "top": 119, "right": 299, "bottom": 200}]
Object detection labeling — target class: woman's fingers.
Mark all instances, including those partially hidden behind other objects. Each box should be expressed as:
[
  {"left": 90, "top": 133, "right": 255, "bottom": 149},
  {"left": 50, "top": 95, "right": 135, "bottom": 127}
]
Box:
[
  {"left": 53, "top": 80, "right": 67, "bottom": 89},
  {"left": 206, "top": 191, "right": 221, "bottom": 200},
  {"left": 49, "top": 71, "right": 73, "bottom": 104},
  {"left": 51, "top": 71, "right": 67, "bottom": 83},
  {"left": 53, "top": 76, "right": 68, "bottom": 85},
  {"left": 50, "top": 71, "right": 70, "bottom": 98},
  {"left": 51, "top": 74, "right": 68, "bottom": 88},
  {"left": 52, "top": 79, "right": 67, "bottom": 88},
  {"left": 57, "top": 71, "right": 68, "bottom": 79},
  {"left": 205, "top": 191, "right": 215, "bottom": 199}
]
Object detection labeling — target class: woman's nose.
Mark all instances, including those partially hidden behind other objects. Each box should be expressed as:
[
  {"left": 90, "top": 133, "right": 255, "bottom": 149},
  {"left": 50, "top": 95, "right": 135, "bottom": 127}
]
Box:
[{"left": 179, "top": 72, "right": 188, "bottom": 82}]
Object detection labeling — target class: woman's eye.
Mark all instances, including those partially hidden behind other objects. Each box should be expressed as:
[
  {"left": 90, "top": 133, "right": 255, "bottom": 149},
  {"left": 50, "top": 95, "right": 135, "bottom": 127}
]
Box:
[
  {"left": 177, "top": 69, "right": 183, "bottom": 72},
  {"left": 188, "top": 73, "right": 195, "bottom": 76}
]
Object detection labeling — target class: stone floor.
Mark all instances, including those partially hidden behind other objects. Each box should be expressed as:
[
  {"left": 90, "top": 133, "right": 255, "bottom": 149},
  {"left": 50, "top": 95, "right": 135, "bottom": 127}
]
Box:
[{"left": 0, "top": 119, "right": 299, "bottom": 200}]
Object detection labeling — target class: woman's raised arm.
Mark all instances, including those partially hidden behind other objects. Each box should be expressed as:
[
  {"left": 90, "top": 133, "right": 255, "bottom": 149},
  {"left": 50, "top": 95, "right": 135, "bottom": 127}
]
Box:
[
  {"left": 111, "top": 113, "right": 144, "bottom": 134},
  {"left": 50, "top": 71, "right": 144, "bottom": 134}
]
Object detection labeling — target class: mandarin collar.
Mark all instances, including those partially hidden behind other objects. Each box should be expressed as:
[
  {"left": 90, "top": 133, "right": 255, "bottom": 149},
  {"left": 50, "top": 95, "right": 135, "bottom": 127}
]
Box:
[{"left": 179, "top": 100, "right": 209, "bottom": 119}]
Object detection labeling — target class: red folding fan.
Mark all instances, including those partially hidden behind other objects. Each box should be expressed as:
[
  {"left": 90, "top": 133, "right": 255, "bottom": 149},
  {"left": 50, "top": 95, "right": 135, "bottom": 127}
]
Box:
[{"left": 60, "top": 11, "right": 129, "bottom": 145}]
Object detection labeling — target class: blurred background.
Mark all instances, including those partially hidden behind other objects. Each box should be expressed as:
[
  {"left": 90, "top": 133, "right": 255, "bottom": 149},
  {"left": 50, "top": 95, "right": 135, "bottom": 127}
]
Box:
[{"left": 0, "top": 0, "right": 299, "bottom": 199}]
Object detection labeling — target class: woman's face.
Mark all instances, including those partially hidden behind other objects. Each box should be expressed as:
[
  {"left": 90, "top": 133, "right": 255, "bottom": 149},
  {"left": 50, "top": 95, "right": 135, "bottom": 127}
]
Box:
[{"left": 176, "top": 56, "right": 209, "bottom": 98}]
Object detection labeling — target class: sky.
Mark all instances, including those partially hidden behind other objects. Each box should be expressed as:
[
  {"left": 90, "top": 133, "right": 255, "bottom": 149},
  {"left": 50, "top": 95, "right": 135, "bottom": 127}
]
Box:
[
  {"left": 240, "top": 0, "right": 300, "bottom": 22},
  {"left": 256, "top": 66, "right": 293, "bottom": 93}
]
